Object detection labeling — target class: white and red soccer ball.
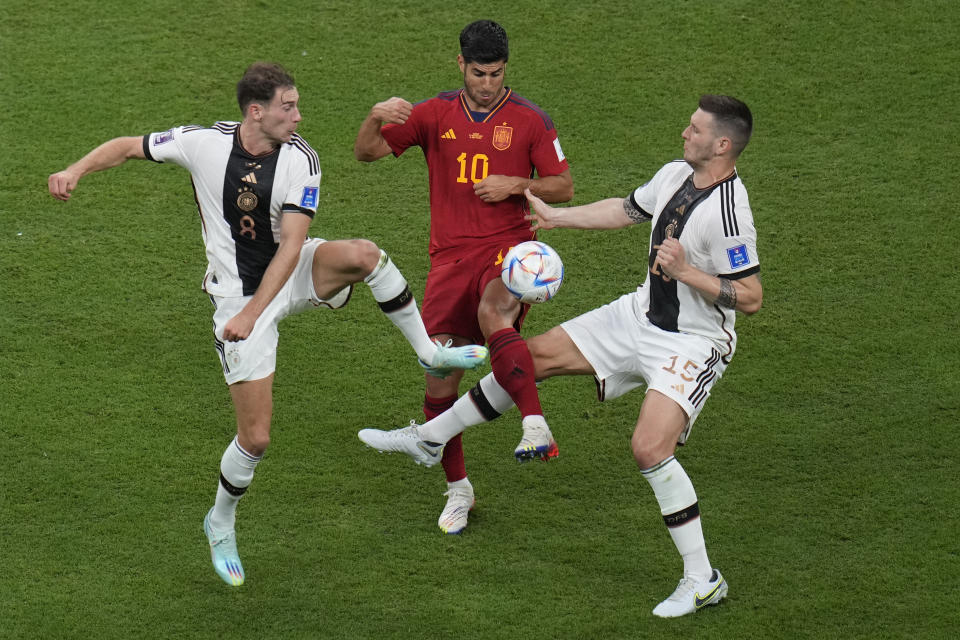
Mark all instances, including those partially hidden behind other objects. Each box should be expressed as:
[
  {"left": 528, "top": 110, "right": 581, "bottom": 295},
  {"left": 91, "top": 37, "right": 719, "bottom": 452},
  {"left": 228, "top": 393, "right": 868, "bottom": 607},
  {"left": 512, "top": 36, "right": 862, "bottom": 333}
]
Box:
[{"left": 500, "top": 240, "right": 564, "bottom": 304}]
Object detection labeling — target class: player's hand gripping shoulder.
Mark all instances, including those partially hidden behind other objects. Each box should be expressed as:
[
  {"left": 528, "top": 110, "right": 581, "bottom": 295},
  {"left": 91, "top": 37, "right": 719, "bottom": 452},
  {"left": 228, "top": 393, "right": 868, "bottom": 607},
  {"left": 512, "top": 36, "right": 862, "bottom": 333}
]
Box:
[{"left": 524, "top": 189, "right": 635, "bottom": 231}]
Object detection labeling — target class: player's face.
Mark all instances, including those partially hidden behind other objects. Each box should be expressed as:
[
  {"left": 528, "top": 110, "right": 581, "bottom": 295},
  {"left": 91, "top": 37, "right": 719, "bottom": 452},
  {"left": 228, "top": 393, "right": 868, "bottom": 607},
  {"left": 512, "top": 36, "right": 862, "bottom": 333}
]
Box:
[
  {"left": 682, "top": 109, "right": 724, "bottom": 168},
  {"left": 458, "top": 57, "right": 506, "bottom": 112},
  {"left": 259, "top": 86, "right": 302, "bottom": 145}
]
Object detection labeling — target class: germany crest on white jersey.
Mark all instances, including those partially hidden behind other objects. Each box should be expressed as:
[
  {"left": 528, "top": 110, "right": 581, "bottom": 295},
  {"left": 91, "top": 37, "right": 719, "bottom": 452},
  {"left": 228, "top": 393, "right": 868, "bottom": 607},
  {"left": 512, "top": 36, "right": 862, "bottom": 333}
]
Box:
[
  {"left": 143, "top": 122, "right": 321, "bottom": 297},
  {"left": 629, "top": 160, "right": 760, "bottom": 356}
]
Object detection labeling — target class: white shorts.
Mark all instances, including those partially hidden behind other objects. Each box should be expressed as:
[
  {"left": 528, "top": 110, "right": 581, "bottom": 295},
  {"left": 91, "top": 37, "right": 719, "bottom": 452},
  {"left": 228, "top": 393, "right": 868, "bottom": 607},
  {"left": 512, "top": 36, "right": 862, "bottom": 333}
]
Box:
[
  {"left": 211, "top": 238, "right": 352, "bottom": 384},
  {"left": 560, "top": 292, "right": 730, "bottom": 444}
]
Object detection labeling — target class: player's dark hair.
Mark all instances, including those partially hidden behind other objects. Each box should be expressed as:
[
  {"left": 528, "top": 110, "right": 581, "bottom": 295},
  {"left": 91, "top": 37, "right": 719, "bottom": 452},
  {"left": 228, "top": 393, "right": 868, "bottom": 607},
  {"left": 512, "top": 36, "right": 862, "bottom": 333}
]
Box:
[
  {"left": 459, "top": 20, "right": 509, "bottom": 64},
  {"left": 237, "top": 62, "right": 295, "bottom": 114},
  {"left": 699, "top": 95, "right": 753, "bottom": 156}
]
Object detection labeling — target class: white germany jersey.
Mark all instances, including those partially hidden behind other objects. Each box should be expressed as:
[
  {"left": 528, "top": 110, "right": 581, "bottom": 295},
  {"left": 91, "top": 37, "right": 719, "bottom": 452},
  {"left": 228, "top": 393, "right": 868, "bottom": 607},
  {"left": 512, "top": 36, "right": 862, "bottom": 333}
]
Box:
[
  {"left": 143, "top": 122, "right": 321, "bottom": 297},
  {"left": 628, "top": 160, "right": 760, "bottom": 357}
]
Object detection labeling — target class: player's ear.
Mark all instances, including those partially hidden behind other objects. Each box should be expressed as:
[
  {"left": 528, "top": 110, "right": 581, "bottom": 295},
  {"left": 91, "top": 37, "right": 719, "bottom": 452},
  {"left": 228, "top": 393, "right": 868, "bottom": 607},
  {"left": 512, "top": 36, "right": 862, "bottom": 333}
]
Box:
[
  {"left": 716, "top": 136, "right": 731, "bottom": 156},
  {"left": 457, "top": 55, "right": 466, "bottom": 74}
]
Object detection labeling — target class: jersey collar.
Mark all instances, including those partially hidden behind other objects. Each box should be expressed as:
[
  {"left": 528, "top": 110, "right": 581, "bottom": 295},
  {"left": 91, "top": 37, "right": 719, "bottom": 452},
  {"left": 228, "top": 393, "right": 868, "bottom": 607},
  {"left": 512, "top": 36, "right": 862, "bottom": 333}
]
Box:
[{"left": 459, "top": 87, "right": 512, "bottom": 123}]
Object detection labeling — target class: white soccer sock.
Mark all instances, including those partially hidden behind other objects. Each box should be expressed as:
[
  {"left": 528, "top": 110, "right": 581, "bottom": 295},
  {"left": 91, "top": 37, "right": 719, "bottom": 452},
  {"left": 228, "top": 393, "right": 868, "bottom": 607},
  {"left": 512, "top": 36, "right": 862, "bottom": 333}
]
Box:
[
  {"left": 641, "top": 456, "right": 712, "bottom": 582},
  {"left": 419, "top": 373, "right": 515, "bottom": 442},
  {"left": 209, "top": 436, "right": 261, "bottom": 533},
  {"left": 363, "top": 250, "right": 436, "bottom": 363},
  {"left": 447, "top": 477, "right": 472, "bottom": 491}
]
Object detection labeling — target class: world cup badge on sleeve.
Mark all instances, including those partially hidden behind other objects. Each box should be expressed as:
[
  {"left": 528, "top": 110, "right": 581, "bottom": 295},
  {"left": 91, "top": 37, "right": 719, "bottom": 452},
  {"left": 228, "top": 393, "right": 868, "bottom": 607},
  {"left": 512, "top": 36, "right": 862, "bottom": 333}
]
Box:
[
  {"left": 300, "top": 186, "right": 318, "bottom": 208},
  {"left": 726, "top": 244, "right": 750, "bottom": 269},
  {"left": 153, "top": 129, "right": 174, "bottom": 146}
]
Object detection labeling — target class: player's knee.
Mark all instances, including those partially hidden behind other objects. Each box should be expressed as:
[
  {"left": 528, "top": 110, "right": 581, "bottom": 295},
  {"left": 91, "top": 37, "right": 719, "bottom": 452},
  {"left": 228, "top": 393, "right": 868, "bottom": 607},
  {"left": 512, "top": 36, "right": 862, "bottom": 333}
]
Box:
[
  {"left": 347, "top": 238, "right": 382, "bottom": 274},
  {"left": 318, "top": 238, "right": 381, "bottom": 281},
  {"left": 477, "top": 304, "right": 505, "bottom": 336},
  {"left": 238, "top": 430, "right": 271, "bottom": 457},
  {"left": 477, "top": 288, "right": 520, "bottom": 335},
  {"left": 631, "top": 431, "right": 671, "bottom": 469}
]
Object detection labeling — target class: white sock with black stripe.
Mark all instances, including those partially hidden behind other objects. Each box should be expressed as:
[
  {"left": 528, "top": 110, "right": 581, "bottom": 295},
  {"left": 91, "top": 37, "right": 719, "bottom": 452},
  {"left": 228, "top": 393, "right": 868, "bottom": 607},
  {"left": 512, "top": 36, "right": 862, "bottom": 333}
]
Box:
[
  {"left": 209, "top": 436, "right": 261, "bottom": 533},
  {"left": 419, "top": 373, "right": 514, "bottom": 443},
  {"left": 641, "top": 456, "right": 712, "bottom": 582},
  {"left": 364, "top": 250, "right": 436, "bottom": 363}
]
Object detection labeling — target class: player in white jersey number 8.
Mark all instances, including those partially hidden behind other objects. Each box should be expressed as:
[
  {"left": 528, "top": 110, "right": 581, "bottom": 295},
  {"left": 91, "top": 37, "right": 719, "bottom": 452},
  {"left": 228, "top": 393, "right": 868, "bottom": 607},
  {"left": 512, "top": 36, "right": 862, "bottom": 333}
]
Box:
[{"left": 48, "top": 62, "right": 488, "bottom": 587}]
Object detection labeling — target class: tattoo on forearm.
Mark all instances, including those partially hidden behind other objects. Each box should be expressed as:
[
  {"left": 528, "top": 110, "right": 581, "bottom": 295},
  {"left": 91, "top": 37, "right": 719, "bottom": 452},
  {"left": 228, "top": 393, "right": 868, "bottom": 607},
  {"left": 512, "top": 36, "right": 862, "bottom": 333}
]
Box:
[
  {"left": 717, "top": 278, "right": 737, "bottom": 309},
  {"left": 623, "top": 198, "right": 649, "bottom": 224}
]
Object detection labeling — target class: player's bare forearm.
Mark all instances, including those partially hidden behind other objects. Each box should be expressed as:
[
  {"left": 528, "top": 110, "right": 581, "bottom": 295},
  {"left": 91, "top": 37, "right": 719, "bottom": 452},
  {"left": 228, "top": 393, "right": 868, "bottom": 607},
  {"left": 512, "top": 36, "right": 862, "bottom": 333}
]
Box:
[
  {"left": 525, "top": 191, "right": 632, "bottom": 231},
  {"left": 657, "top": 239, "right": 762, "bottom": 315},
  {"left": 223, "top": 214, "right": 308, "bottom": 341},
  {"left": 354, "top": 98, "right": 411, "bottom": 161},
  {"left": 48, "top": 136, "right": 145, "bottom": 201},
  {"left": 353, "top": 115, "right": 393, "bottom": 162},
  {"left": 224, "top": 245, "right": 298, "bottom": 341},
  {"left": 529, "top": 169, "right": 573, "bottom": 203},
  {"left": 477, "top": 170, "right": 572, "bottom": 204},
  {"left": 682, "top": 270, "right": 762, "bottom": 315}
]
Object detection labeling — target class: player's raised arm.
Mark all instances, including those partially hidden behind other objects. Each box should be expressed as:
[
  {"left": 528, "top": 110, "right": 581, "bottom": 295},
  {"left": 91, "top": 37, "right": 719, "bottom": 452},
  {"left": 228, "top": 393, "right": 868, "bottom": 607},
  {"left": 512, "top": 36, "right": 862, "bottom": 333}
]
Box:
[
  {"left": 48, "top": 136, "right": 146, "bottom": 201},
  {"left": 354, "top": 97, "right": 413, "bottom": 162},
  {"left": 524, "top": 188, "right": 636, "bottom": 231}
]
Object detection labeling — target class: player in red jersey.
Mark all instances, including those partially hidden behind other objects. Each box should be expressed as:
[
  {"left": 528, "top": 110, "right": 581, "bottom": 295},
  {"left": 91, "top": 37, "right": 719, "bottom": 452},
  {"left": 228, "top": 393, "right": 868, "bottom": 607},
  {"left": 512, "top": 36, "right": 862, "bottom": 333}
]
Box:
[{"left": 355, "top": 20, "right": 573, "bottom": 534}]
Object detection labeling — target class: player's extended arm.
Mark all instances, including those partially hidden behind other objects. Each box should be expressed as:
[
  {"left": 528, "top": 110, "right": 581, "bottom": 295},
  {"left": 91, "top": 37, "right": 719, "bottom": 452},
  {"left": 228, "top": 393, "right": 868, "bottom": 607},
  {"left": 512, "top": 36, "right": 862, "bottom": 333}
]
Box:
[
  {"left": 354, "top": 97, "right": 413, "bottom": 162},
  {"left": 475, "top": 169, "right": 573, "bottom": 204},
  {"left": 524, "top": 189, "right": 634, "bottom": 231},
  {"left": 221, "top": 212, "right": 311, "bottom": 341},
  {"left": 48, "top": 136, "right": 146, "bottom": 201},
  {"left": 655, "top": 237, "right": 763, "bottom": 315}
]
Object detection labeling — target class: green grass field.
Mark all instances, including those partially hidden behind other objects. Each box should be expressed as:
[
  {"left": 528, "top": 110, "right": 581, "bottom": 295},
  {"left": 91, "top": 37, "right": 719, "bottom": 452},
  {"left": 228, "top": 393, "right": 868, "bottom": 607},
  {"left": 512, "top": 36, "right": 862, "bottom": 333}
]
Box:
[{"left": 2, "top": 0, "right": 958, "bottom": 637}]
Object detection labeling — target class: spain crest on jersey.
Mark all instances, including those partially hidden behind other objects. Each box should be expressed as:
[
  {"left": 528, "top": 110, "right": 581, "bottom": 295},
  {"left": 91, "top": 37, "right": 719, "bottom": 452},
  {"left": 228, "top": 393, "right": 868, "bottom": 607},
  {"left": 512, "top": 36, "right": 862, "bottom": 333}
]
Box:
[{"left": 493, "top": 125, "right": 513, "bottom": 151}]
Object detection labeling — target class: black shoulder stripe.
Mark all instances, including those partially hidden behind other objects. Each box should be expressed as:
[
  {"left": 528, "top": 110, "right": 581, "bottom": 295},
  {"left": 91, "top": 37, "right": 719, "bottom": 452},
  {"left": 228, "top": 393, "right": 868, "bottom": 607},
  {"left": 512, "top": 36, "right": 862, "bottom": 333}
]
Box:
[
  {"left": 212, "top": 122, "right": 238, "bottom": 135},
  {"left": 290, "top": 134, "right": 320, "bottom": 175},
  {"left": 721, "top": 181, "right": 739, "bottom": 237}
]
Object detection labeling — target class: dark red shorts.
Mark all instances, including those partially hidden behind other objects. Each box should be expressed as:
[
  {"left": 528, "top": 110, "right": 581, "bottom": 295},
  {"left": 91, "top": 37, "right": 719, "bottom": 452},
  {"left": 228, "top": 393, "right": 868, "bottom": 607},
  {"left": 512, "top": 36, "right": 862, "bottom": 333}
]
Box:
[{"left": 421, "top": 242, "right": 530, "bottom": 344}]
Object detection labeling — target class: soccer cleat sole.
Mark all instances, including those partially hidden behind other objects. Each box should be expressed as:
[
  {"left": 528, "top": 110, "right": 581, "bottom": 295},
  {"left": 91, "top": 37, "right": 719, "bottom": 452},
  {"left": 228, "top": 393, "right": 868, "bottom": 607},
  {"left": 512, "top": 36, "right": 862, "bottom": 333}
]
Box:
[{"left": 514, "top": 440, "right": 559, "bottom": 463}]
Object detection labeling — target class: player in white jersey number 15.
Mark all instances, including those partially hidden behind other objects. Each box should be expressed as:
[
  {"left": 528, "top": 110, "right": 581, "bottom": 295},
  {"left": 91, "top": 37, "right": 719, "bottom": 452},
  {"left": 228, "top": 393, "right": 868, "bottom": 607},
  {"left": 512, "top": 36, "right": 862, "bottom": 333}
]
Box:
[{"left": 358, "top": 95, "right": 761, "bottom": 618}]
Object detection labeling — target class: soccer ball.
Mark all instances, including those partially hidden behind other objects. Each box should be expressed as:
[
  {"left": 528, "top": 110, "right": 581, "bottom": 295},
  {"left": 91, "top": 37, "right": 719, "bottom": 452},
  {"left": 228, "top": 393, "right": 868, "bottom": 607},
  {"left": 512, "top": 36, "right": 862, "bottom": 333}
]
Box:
[{"left": 500, "top": 240, "right": 564, "bottom": 304}]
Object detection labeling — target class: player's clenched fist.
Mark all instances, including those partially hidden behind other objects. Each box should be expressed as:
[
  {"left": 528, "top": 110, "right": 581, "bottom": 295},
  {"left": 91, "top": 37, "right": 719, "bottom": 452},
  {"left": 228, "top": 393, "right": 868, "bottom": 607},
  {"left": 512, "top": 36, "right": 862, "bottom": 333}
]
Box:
[
  {"left": 371, "top": 97, "right": 413, "bottom": 125},
  {"left": 48, "top": 170, "right": 79, "bottom": 201}
]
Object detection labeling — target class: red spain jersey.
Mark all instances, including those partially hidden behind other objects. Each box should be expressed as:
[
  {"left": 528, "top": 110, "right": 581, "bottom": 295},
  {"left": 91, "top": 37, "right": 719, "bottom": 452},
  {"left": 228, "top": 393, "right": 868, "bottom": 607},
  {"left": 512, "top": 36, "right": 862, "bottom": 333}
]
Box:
[{"left": 382, "top": 87, "right": 569, "bottom": 265}]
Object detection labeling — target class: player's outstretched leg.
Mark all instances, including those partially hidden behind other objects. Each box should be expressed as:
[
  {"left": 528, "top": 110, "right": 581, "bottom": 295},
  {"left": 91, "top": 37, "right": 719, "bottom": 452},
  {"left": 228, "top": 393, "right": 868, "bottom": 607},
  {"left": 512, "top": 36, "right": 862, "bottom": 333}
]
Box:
[
  {"left": 652, "top": 570, "right": 728, "bottom": 618},
  {"left": 358, "top": 421, "right": 444, "bottom": 467},
  {"left": 363, "top": 249, "right": 488, "bottom": 374},
  {"left": 420, "top": 339, "right": 489, "bottom": 378},
  {"left": 203, "top": 508, "right": 245, "bottom": 586},
  {"left": 514, "top": 414, "right": 559, "bottom": 462}
]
